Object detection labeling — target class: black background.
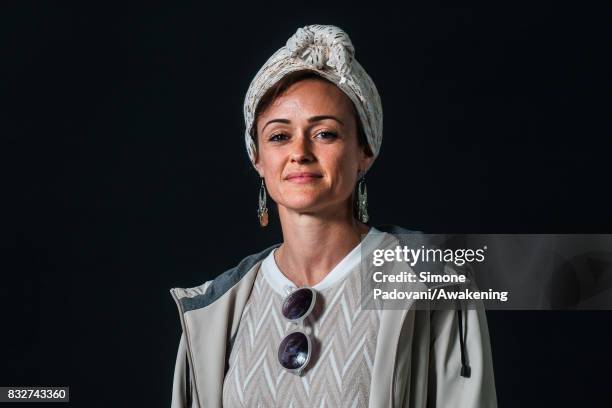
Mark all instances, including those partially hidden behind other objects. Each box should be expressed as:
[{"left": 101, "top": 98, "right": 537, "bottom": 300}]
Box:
[{"left": 3, "top": 1, "right": 612, "bottom": 407}]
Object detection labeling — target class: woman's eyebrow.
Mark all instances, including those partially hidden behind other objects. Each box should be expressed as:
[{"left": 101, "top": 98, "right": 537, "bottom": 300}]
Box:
[
  {"left": 308, "top": 115, "right": 344, "bottom": 125},
  {"left": 262, "top": 115, "right": 344, "bottom": 133},
  {"left": 262, "top": 118, "right": 290, "bottom": 133}
]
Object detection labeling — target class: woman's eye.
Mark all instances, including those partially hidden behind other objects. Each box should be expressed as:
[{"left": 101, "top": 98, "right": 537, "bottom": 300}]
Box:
[
  {"left": 269, "top": 133, "right": 288, "bottom": 142},
  {"left": 315, "top": 131, "right": 338, "bottom": 140}
]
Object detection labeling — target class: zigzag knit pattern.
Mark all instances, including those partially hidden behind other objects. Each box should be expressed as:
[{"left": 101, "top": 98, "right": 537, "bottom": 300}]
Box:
[{"left": 222, "top": 263, "right": 381, "bottom": 407}]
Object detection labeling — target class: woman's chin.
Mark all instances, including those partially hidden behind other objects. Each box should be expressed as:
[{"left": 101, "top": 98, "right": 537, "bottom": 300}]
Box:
[
  {"left": 277, "top": 196, "right": 328, "bottom": 214},
  {"left": 277, "top": 194, "right": 349, "bottom": 217}
]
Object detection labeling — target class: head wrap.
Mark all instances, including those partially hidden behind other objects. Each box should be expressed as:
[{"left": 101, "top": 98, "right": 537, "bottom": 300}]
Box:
[{"left": 243, "top": 24, "right": 383, "bottom": 172}]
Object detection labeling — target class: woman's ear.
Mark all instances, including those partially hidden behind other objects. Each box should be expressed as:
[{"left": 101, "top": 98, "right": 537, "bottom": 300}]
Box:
[
  {"left": 359, "top": 150, "right": 374, "bottom": 173},
  {"left": 253, "top": 134, "right": 265, "bottom": 177},
  {"left": 254, "top": 157, "right": 264, "bottom": 178}
]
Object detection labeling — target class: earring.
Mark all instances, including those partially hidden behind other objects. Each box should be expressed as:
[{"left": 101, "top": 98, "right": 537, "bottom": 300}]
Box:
[
  {"left": 258, "top": 178, "right": 269, "bottom": 227},
  {"left": 357, "top": 171, "right": 369, "bottom": 223}
]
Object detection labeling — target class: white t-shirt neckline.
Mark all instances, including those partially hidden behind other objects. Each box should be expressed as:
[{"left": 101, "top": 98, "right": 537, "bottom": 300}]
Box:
[{"left": 260, "top": 227, "right": 387, "bottom": 296}]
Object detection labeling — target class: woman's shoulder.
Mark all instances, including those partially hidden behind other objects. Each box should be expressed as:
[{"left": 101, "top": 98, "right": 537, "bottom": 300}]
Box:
[
  {"left": 209, "top": 242, "right": 280, "bottom": 293},
  {"left": 171, "top": 242, "right": 281, "bottom": 310}
]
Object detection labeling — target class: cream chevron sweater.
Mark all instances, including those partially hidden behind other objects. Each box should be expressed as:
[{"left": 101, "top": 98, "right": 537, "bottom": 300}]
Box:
[{"left": 222, "top": 228, "right": 388, "bottom": 407}]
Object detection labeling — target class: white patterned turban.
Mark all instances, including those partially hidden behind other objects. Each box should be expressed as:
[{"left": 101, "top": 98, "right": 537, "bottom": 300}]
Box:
[{"left": 243, "top": 24, "right": 383, "bottom": 173}]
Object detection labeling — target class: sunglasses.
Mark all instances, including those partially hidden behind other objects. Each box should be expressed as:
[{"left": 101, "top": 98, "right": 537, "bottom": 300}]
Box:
[{"left": 277, "top": 287, "right": 317, "bottom": 375}]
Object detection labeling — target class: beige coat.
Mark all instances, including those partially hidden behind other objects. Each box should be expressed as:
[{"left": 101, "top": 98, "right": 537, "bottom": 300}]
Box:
[{"left": 170, "top": 225, "right": 497, "bottom": 407}]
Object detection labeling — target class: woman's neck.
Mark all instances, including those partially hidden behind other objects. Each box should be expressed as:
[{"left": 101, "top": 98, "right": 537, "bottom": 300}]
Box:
[{"left": 274, "top": 205, "right": 370, "bottom": 287}]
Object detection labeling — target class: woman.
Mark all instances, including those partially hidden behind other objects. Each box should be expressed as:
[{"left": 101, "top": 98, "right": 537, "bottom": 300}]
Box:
[{"left": 171, "top": 25, "right": 497, "bottom": 407}]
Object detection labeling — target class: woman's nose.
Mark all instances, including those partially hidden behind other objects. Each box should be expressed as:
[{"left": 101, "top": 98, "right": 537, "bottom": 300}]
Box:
[{"left": 290, "top": 134, "right": 314, "bottom": 163}]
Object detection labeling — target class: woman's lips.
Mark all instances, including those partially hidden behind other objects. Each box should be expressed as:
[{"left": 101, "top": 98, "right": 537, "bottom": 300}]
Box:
[{"left": 285, "top": 172, "right": 323, "bottom": 183}]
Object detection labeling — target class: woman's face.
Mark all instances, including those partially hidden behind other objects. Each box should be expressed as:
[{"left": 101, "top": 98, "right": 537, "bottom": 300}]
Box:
[{"left": 254, "top": 78, "right": 373, "bottom": 217}]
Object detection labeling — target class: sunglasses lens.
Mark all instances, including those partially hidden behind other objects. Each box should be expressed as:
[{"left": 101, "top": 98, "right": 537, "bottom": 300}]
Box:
[
  {"left": 282, "top": 288, "right": 314, "bottom": 320},
  {"left": 278, "top": 332, "right": 309, "bottom": 370}
]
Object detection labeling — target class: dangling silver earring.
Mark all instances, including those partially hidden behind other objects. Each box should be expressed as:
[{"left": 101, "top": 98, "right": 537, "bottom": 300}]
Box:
[
  {"left": 357, "top": 171, "right": 369, "bottom": 223},
  {"left": 258, "top": 178, "right": 269, "bottom": 227}
]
